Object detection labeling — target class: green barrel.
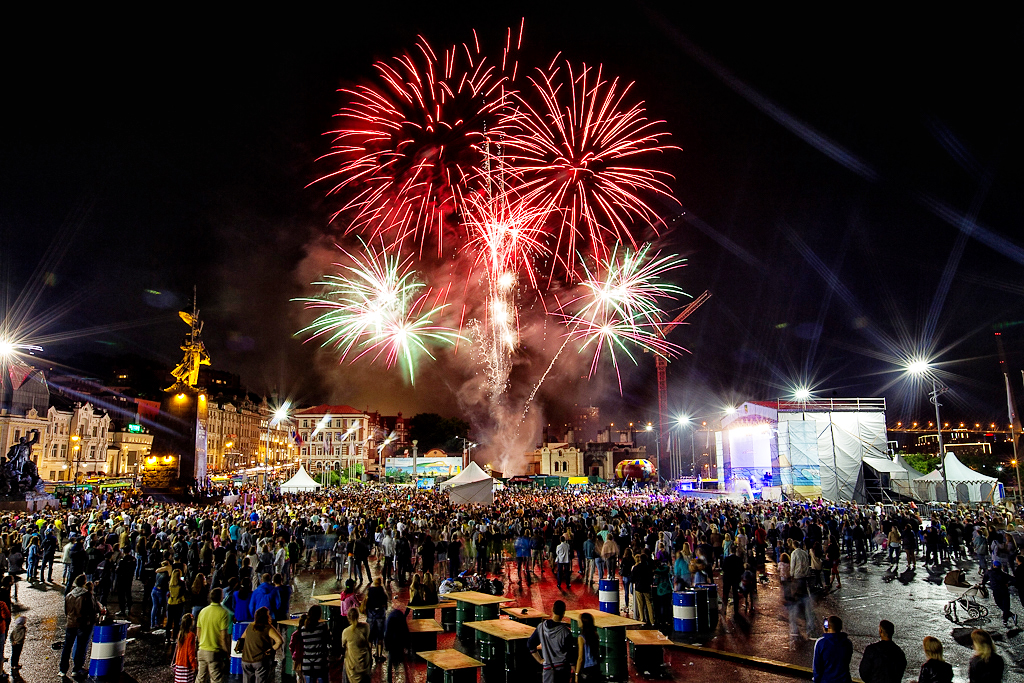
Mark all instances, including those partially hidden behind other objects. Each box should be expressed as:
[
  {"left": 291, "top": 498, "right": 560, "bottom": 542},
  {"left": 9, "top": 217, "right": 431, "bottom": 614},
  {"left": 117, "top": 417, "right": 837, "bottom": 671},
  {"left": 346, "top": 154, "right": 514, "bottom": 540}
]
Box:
[
  {"left": 569, "top": 618, "right": 580, "bottom": 637},
  {"left": 476, "top": 631, "right": 496, "bottom": 664},
  {"left": 441, "top": 605, "right": 456, "bottom": 632},
  {"left": 475, "top": 603, "right": 498, "bottom": 621},
  {"left": 281, "top": 623, "right": 297, "bottom": 680},
  {"left": 425, "top": 662, "right": 444, "bottom": 683},
  {"left": 599, "top": 626, "right": 627, "bottom": 681},
  {"left": 457, "top": 601, "right": 475, "bottom": 646}
]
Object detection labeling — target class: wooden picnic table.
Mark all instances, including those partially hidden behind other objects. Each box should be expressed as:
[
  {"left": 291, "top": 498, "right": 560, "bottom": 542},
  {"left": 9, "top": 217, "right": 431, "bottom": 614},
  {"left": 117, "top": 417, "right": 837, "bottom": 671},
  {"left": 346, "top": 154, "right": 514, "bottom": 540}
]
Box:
[
  {"left": 626, "top": 629, "right": 672, "bottom": 676},
  {"left": 418, "top": 649, "right": 485, "bottom": 683},
  {"left": 445, "top": 592, "right": 514, "bottom": 647},
  {"left": 563, "top": 609, "right": 643, "bottom": 681},
  {"left": 464, "top": 619, "right": 540, "bottom": 683},
  {"left": 409, "top": 618, "right": 445, "bottom": 656},
  {"left": 501, "top": 606, "right": 549, "bottom": 625}
]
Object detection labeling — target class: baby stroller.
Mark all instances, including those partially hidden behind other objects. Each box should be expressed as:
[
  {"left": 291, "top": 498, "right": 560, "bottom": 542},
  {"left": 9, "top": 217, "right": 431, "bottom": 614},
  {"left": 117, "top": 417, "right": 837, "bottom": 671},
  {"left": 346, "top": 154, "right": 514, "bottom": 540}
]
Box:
[{"left": 943, "top": 570, "right": 989, "bottom": 623}]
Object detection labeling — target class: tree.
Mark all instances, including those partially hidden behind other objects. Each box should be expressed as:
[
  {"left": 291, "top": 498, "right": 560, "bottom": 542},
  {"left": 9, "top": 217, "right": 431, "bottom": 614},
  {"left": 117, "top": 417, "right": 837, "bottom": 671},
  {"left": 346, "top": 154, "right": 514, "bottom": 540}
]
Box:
[
  {"left": 902, "top": 453, "right": 940, "bottom": 475},
  {"left": 409, "top": 413, "right": 471, "bottom": 452}
]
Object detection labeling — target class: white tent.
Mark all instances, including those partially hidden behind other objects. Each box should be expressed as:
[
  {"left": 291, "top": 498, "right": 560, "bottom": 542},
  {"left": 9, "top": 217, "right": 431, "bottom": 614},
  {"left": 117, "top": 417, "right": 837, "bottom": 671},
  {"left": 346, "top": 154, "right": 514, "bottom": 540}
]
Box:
[
  {"left": 914, "top": 453, "right": 1002, "bottom": 503},
  {"left": 279, "top": 465, "right": 322, "bottom": 493},
  {"left": 441, "top": 462, "right": 496, "bottom": 504}
]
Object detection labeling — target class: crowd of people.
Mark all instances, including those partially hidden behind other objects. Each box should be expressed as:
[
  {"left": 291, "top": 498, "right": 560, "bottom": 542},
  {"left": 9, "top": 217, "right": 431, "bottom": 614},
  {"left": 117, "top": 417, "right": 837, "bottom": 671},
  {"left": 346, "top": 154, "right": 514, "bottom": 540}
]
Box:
[{"left": 0, "top": 481, "right": 1019, "bottom": 682}]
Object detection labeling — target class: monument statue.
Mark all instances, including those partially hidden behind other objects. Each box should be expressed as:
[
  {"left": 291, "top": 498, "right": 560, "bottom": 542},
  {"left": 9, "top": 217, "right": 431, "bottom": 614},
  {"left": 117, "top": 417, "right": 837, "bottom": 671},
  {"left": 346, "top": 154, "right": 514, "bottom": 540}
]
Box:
[
  {"left": 167, "top": 291, "right": 210, "bottom": 391},
  {"left": 1, "top": 429, "right": 43, "bottom": 496}
]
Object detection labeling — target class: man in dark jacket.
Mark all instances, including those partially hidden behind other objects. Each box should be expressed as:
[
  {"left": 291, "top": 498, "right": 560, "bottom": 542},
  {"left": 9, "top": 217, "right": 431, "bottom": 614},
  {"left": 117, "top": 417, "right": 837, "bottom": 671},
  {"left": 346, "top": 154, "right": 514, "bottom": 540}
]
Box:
[
  {"left": 858, "top": 620, "right": 906, "bottom": 683},
  {"left": 812, "top": 615, "right": 852, "bottom": 683},
  {"left": 61, "top": 574, "right": 102, "bottom": 678},
  {"left": 383, "top": 596, "right": 409, "bottom": 683},
  {"left": 721, "top": 546, "right": 745, "bottom": 616},
  {"left": 528, "top": 600, "right": 574, "bottom": 683}
]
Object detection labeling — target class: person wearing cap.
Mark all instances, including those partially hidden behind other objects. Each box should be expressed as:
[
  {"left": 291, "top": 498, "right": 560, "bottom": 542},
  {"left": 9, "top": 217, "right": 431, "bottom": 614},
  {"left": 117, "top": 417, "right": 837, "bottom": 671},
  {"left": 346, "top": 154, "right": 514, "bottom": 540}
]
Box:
[{"left": 987, "top": 560, "right": 1017, "bottom": 627}]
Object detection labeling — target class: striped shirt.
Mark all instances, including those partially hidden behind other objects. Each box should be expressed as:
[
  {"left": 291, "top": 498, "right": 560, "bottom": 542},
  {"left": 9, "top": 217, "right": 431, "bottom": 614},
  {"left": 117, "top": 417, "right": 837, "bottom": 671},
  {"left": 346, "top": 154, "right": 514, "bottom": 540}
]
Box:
[{"left": 301, "top": 622, "right": 330, "bottom": 669}]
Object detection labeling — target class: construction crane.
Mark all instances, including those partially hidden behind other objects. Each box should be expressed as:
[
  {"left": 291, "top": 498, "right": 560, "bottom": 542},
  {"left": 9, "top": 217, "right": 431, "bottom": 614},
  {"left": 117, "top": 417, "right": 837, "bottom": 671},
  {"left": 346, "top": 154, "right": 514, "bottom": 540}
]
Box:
[{"left": 655, "top": 290, "right": 711, "bottom": 478}]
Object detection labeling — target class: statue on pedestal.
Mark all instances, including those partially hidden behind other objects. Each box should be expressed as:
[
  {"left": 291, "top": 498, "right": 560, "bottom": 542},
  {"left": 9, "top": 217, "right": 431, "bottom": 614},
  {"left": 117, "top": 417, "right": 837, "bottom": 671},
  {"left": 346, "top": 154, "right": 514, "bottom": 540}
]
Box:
[{"left": 1, "top": 429, "right": 43, "bottom": 496}]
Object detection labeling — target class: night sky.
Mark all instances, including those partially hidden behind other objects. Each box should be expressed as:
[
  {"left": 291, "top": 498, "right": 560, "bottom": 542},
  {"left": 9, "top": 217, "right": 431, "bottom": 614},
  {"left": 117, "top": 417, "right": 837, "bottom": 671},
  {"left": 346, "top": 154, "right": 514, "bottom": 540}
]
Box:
[{"left": 3, "top": 5, "right": 1023, "bottom": 432}]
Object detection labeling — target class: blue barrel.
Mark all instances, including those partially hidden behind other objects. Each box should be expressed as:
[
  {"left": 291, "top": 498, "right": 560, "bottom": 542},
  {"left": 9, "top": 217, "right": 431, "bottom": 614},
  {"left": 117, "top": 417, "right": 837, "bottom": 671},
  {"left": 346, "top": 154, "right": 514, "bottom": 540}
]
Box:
[
  {"left": 230, "top": 621, "right": 251, "bottom": 676},
  {"left": 88, "top": 622, "right": 129, "bottom": 679},
  {"left": 672, "top": 591, "right": 697, "bottom": 633},
  {"left": 598, "top": 578, "right": 619, "bottom": 614}
]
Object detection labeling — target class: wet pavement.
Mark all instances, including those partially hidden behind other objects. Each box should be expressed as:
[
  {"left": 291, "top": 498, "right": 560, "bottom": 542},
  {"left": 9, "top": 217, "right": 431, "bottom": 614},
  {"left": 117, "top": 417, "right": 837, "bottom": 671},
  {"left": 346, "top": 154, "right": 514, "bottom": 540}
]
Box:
[{"left": 8, "top": 548, "right": 1021, "bottom": 682}]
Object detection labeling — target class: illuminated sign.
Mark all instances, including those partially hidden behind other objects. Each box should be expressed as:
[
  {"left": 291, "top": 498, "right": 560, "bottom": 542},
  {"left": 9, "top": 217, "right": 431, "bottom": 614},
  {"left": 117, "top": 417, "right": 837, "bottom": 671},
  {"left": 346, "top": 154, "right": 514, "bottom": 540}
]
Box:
[{"left": 127, "top": 424, "right": 143, "bottom": 434}]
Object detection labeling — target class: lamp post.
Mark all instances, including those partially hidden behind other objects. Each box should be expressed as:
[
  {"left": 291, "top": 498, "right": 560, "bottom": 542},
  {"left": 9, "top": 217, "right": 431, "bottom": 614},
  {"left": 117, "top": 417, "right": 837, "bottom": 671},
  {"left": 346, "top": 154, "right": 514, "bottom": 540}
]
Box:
[
  {"left": 459, "top": 437, "right": 476, "bottom": 469},
  {"left": 907, "top": 361, "right": 951, "bottom": 503},
  {"left": 644, "top": 423, "right": 663, "bottom": 481},
  {"left": 71, "top": 432, "right": 82, "bottom": 483},
  {"left": 265, "top": 403, "right": 290, "bottom": 490}
]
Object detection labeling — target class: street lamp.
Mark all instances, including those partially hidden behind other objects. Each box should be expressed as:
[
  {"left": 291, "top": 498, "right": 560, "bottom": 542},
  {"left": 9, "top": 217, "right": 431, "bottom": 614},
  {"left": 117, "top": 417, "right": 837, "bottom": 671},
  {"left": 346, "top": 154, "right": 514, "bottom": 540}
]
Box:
[
  {"left": 71, "top": 433, "right": 82, "bottom": 483},
  {"left": 906, "top": 360, "right": 951, "bottom": 503},
  {"left": 265, "top": 402, "right": 291, "bottom": 489},
  {"left": 644, "top": 423, "right": 663, "bottom": 480}
]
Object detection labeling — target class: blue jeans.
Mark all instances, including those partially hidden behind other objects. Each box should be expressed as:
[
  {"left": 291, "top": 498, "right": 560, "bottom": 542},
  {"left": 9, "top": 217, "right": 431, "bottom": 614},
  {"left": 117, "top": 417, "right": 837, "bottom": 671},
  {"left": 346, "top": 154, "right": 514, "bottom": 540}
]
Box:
[
  {"left": 151, "top": 588, "right": 167, "bottom": 629},
  {"left": 595, "top": 558, "right": 606, "bottom": 581},
  {"left": 60, "top": 626, "right": 92, "bottom": 674}
]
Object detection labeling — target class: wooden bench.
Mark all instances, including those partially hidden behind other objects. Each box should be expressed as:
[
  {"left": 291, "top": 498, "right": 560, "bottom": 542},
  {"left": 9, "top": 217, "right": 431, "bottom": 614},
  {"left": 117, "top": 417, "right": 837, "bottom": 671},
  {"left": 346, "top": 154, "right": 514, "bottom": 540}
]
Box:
[
  {"left": 409, "top": 618, "right": 445, "bottom": 656},
  {"left": 626, "top": 629, "right": 672, "bottom": 677},
  {"left": 418, "top": 648, "right": 485, "bottom": 683}
]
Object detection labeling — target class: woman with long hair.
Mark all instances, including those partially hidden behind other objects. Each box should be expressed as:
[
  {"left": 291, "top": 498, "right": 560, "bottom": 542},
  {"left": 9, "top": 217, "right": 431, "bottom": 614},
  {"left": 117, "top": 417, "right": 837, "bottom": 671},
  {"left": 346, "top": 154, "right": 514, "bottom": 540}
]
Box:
[
  {"left": 167, "top": 569, "right": 187, "bottom": 643},
  {"left": 968, "top": 629, "right": 1004, "bottom": 682},
  {"left": 408, "top": 574, "right": 426, "bottom": 606},
  {"left": 343, "top": 607, "right": 373, "bottom": 683},
  {"left": 575, "top": 611, "right": 601, "bottom": 681},
  {"left": 189, "top": 574, "right": 208, "bottom": 619},
  {"left": 172, "top": 613, "right": 198, "bottom": 683},
  {"left": 422, "top": 573, "right": 439, "bottom": 605},
  {"left": 301, "top": 605, "right": 330, "bottom": 683},
  {"left": 916, "top": 636, "right": 952, "bottom": 683},
  {"left": 239, "top": 607, "right": 283, "bottom": 683}
]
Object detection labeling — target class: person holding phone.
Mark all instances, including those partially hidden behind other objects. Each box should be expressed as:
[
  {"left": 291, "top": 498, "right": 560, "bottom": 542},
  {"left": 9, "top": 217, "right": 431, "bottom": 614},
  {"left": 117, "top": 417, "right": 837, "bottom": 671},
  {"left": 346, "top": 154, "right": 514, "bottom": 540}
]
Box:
[{"left": 812, "top": 615, "right": 852, "bottom": 683}]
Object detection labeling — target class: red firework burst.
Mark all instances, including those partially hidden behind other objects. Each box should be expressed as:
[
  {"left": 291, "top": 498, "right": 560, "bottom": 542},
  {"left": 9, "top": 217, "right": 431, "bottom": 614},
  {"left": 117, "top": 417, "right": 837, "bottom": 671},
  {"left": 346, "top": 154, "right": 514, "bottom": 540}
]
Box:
[
  {"left": 317, "top": 28, "right": 522, "bottom": 258},
  {"left": 503, "top": 61, "right": 678, "bottom": 276}
]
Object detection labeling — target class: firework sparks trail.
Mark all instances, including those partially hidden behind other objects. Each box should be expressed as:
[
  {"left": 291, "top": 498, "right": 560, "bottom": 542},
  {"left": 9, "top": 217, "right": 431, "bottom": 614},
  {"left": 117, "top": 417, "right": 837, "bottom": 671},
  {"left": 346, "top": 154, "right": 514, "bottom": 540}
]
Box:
[
  {"left": 520, "top": 244, "right": 687, "bottom": 419},
  {"left": 316, "top": 29, "right": 523, "bottom": 258},
  {"left": 503, "top": 61, "right": 679, "bottom": 278},
  {"left": 305, "top": 25, "right": 691, "bottom": 444},
  {"left": 295, "top": 240, "right": 462, "bottom": 385}
]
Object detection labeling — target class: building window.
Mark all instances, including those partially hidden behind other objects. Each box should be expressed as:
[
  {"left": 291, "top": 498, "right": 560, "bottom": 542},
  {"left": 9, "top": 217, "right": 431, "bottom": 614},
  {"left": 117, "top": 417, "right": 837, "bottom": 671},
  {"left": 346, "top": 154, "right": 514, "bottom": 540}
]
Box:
[{"left": 13, "top": 430, "right": 20, "bottom": 441}]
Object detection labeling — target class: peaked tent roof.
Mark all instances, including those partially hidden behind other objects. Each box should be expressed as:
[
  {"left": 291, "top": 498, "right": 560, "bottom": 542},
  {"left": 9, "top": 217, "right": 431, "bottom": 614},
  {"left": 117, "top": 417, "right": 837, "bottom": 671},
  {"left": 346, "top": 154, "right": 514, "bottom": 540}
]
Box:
[
  {"left": 942, "top": 452, "right": 998, "bottom": 483},
  {"left": 440, "top": 461, "right": 492, "bottom": 488},
  {"left": 280, "top": 465, "right": 322, "bottom": 492},
  {"left": 917, "top": 454, "right": 999, "bottom": 483}
]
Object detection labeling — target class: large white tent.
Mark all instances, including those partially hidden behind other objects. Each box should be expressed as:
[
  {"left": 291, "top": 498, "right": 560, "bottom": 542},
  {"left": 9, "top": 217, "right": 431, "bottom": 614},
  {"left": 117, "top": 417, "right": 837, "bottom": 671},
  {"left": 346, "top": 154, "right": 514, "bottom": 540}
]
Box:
[
  {"left": 279, "top": 465, "right": 322, "bottom": 493},
  {"left": 914, "top": 453, "right": 1002, "bottom": 503},
  {"left": 440, "top": 462, "right": 496, "bottom": 504}
]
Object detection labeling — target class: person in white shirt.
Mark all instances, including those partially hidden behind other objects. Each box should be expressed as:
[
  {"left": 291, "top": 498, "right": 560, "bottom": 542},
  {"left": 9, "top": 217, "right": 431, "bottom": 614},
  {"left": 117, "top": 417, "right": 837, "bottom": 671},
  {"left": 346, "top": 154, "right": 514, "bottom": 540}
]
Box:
[{"left": 555, "top": 536, "right": 572, "bottom": 590}]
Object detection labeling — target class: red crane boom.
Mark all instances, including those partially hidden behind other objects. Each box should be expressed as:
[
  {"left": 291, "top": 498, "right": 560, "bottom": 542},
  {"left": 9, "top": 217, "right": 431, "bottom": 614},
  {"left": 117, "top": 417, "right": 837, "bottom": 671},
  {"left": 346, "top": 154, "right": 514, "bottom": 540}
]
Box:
[{"left": 655, "top": 290, "right": 711, "bottom": 477}]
